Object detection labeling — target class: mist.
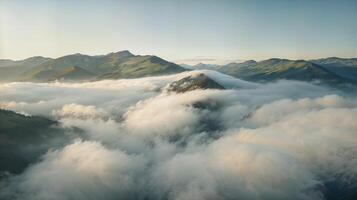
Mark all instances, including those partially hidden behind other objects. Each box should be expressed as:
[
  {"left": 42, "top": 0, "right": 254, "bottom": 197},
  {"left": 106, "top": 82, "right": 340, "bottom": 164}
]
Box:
[{"left": 0, "top": 70, "right": 356, "bottom": 200}]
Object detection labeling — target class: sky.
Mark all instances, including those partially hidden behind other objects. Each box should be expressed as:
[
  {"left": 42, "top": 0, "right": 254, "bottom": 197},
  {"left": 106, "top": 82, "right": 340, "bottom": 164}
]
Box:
[{"left": 0, "top": 0, "right": 357, "bottom": 63}]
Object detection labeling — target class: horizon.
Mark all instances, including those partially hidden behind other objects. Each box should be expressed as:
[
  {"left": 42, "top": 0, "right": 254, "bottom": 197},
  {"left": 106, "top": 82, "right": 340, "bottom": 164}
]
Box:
[
  {"left": 1, "top": 0, "right": 357, "bottom": 62},
  {"left": 1, "top": 49, "right": 356, "bottom": 66}
]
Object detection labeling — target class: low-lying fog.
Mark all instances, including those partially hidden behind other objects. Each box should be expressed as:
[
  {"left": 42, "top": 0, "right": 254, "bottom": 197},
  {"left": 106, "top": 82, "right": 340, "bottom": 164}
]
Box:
[{"left": 1, "top": 70, "right": 356, "bottom": 200}]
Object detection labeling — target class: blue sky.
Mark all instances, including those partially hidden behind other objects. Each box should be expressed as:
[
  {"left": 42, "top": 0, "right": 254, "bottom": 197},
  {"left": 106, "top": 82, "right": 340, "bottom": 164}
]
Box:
[{"left": 0, "top": 0, "right": 356, "bottom": 63}]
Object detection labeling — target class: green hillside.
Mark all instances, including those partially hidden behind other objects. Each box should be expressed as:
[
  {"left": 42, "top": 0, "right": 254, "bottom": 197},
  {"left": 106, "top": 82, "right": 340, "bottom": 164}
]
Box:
[
  {"left": 20, "top": 65, "right": 95, "bottom": 82},
  {"left": 311, "top": 57, "right": 357, "bottom": 81},
  {"left": 0, "top": 51, "right": 187, "bottom": 82},
  {"left": 28, "top": 52, "right": 123, "bottom": 75},
  {"left": 98, "top": 55, "right": 186, "bottom": 79},
  {"left": 218, "top": 59, "right": 349, "bottom": 84},
  {"left": 311, "top": 57, "right": 357, "bottom": 68},
  {"left": 0, "top": 56, "right": 51, "bottom": 81}
]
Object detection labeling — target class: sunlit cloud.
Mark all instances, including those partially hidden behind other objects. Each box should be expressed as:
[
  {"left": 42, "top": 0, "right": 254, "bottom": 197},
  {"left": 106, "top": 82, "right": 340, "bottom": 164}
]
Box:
[{"left": 0, "top": 70, "right": 356, "bottom": 200}]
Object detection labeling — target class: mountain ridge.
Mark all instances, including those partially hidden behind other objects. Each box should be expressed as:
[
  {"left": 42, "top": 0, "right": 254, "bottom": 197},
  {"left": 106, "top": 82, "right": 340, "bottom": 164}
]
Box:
[
  {"left": 310, "top": 57, "right": 357, "bottom": 81},
  {"left": 218, "top": 59, "right": 351, "bottom": 84},
  {"left": 0, "top": 51, "right": 187, "bottom": 82},
  {"left": 1, "top": 52, "right": 356, "bottom": 84},
  {"left": 191, "top": 58, "right": 356, "bottom": 85}
]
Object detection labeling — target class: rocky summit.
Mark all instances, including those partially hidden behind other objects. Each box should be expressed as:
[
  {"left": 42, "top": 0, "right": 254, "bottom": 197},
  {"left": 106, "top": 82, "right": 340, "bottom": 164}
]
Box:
[{"left": 168, "top": 73, "right": 225, "bottom": 93}]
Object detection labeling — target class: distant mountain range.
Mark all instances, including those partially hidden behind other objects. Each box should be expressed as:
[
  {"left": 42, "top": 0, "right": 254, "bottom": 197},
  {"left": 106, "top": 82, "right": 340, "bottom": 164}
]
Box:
[
  {"left": 180, "top": 63, "right": 220, "bottom": 70},
  {"left": 1, "top": 51, "right": 356, "bottom": 85},
  {"left": 183, "top": 57, "right": 357, "bottom": 84},
  {"left": 0, "top": 51, "right": 186, "bottom": 82},
  {"left": 311, "top": 57, "right": 357, "bottom": 81}
]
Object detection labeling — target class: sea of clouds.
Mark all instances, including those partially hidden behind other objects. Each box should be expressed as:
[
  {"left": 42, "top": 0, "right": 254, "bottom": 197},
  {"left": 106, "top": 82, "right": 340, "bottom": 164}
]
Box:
[{"left": 0, "top": 70, "right": 356, "bottom": 200}]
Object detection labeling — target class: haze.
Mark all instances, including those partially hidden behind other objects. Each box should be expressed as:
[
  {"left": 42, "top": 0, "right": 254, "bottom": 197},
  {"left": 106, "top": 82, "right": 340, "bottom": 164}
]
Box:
[{"left": 1, "top": 0, "right": 357, "bottom": 62}]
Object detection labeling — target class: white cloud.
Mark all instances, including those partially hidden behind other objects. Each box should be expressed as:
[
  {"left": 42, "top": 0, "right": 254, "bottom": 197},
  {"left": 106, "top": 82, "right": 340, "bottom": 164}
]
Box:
[
  {"left": 1, "top": 141, "right": 146, "bottom": 200},
  {"left": 0, "top": 70, "right": 356, "bottom": 200},
  {"left": 52, "top": 103, "right": 107, "bottom": 120}
]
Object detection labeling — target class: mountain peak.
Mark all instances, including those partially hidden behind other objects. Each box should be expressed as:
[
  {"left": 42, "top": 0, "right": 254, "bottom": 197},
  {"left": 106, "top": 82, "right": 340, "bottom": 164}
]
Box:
[
  {"left": 72, "top": 53, "right": 84, "bottom": 56},
  {"left": 241, "top": 60, "right": 257, "bottom": 65},
  {"left": 23, "top": 56, "right": 51, "bottom": 63},
  {"left": 110, "top": 50, "right": 134, "bottom": 57},
  {"left": 168, "top": 73, "right": 224, "bottom": 93}
]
